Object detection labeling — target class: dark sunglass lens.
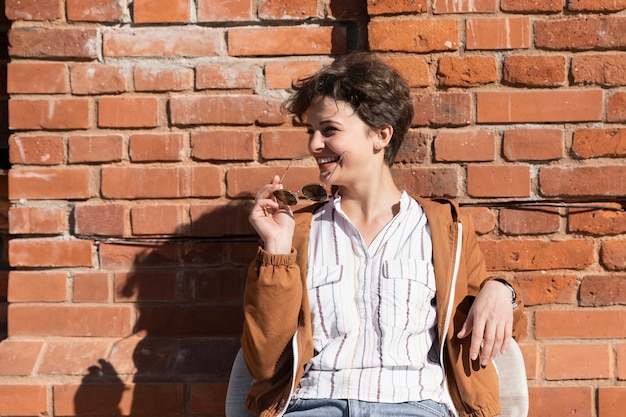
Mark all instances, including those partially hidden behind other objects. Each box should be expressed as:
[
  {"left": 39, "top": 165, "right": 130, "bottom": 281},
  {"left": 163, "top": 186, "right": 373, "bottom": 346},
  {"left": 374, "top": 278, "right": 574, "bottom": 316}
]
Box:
[
  {"left": 273, "top": 190, "right": 299, "bottom": 205},
  {"left": 301, "top": 185, "right": 328, "bottom": 202}
]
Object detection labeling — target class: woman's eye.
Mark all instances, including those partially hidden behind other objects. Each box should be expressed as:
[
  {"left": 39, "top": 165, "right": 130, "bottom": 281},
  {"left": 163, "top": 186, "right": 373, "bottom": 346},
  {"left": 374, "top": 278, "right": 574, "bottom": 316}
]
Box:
[{"left": 323, "top": 126, "right": 338, "bottom": 136}]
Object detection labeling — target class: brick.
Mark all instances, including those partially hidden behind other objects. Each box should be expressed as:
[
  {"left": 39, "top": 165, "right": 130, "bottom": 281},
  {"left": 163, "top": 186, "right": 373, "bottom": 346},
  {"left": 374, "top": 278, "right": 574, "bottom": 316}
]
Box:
[
  {"left": 618, "top": 344, "right": 626, "bottom": 380},
  {"left": 6, "top": 0, "right": 62, "bottom": 20},
  {"left": 516, "top": 274, "right": 578, "bottom": 305},
  {"left": 528, "top": 386, "right": 592, "bottom": 417},
  {"left": 115, "top": 271, "right": 177, "bottom": 301},
  {"left": 479, "top": 239, "right": 594, "bottom": 271},
  {"left": 327, "top": 0, "right": 369, "bottom": 20},
  {"left": 170, "top": 95, "right": 285, "bottom": 126},
  {"left": 569, "top": 0, "right": 626, "bottom": 12},
  {"left": 129, "top": 133, "right": 186, "bottom": 162},
  {"left": 467, "top": 165, "right": 530, "bottom": 197},
  {"left": 100, "top": 243, "right": 208, "bottom": 269},
  {"left": 369, "top": 19, "right": 458, "bottom": 53},
  {"left": 74, "top": 203, "right": 127, "bottom": 237},
  {"left": 68, "top": 134, "right": 124, "bottom": 163},
  {"left": 134, "top": 0, "right": 190, "bottom": 23},
  {"left": 9, "top": 206, "right": 66, "bottom": 235},
  {"left": 131, "top": 205, "right": 189, "bottom": 235},
  {"left": 55, "top": 383, "right": 184, "bottom": 416},
  {"left": 466, "top": 17, "right": 530, "bottom": 50},
  {"left": 413, "top": 93, "right": 471, "bottom": 127},
  {"left": 104, "top": 28, "right": 220, "bottom": 57},
  {"left": 260, "top": 130, "right": 310, "bottom": 160},
  {"left": 197, "top": 0, "right": 252, "bottom": 21},
  {"left": 535, "top": 16, "right": 626, "bottom": 50},
  {"left": 191, "top": 130, "right": 255, "bottom": 161},
  {"left": 519, "top": 343, "right": 538, "bottom": 380},
  {"left": 70, "top": 63, "right": 127, "bottom": 94},
  {"left": 580, "top": 275, "right": 626, "bottom": 306},
  {"left": 608, "top": 92, "right": 626, "bottom": 122},
  {"left": 258, "top": 0, "right": 317, "bottom": 19},
  {"left": 569, "top": 205, "right": 626, "bottom": 235},
  {"left": 394, "top": 130, "right": 430, "bottom": 163},
  {"left": 66, "top": 0, "right": 125, "bottom": 22},
  {"left": 602, "top": 239, "right": 626, "bottom": 270},
  {"left": 0, "top": 340, "right": 43, "bottom": 376},
  {"left": 381, "top": 56, "right": 430, "bottom": 88},
  {"left": 391, "top": 167, "right": 459, "bottom": 198},
  {"left": 134, "top": 66, "right": 193, "bottom": 92},
  {"left": 9, "top": 98, "right": 91, "bottom": 130},
  {"left": 572, "top": 128, "right": 626, "bottom": 158},
  {"left": 0, "top": 385, "right": 47, "bottom": 416},
  {"left": 460, "top": 206, "right": 496, "bottom": 235},
  {"left": 503, "top": 129, "right": 564, "bottom": 161},
  {"left": 73, "top": 272, "right": 109, "bottom": 302},
  {"left": 9, "top": 238, "right": 93, "bottom": 267},
  {"left": 98, "top": 96, "right": 159, "bottom": 128},
  {"left": 196, "top": 63, "right": 256, "bottom": 90},
  {"left": 572, "top": 54, "right": 626, "bottom": 86},
  {"left": 367, "top": 0, "right": 427, "bottom": 14},
  {"left": 190, "top": 203, "right": 256, "bottom": 236},
  {"left": 599, "top": 387, "right": 626, "bottom": 417},
  {"left": 436, "top": 56, "right": 497, "bottom": 87},
  {"left": 434, "top": 129, "right": 496, "bottom": 162},
  {"left": 503, "top": 55, "right": 567, "bottom": 87},
  {"left": 265, "top": 60, "right": 323, "bottom": 89},
  {"left": 228, "top": 26, "right": 346, "bottom": 56},
  {"left": 7, "top": 62, "right": 68, "bottom": 93},
  {"left": 477, "top": 90, "right": 603, "bottom": 123},
  {"left": 40, "top": 339, "right": 110, "bottom": 374},
  {"left": 107, "top": 335, "right": 177, "bottom": 374},
  {"left": 102, "top": 166, "right": 222, "bottom": 199},
  {"left": 540, "top": 166, "right": 626, "bottom": 197},
  {"left": 501, "top": 0, "right": 563, "bottom": 12},
  {"left": 433, "top": 0, "right": 496, "bottom": 13},
  {"left": 180, "top": 268, "right": 246, "bottom": 302},
  {"left": 536, "top": 310, "right": 626, "bottom": 338},
  {"left": 9, "top": 167, "right": 91, "bottom": 200},
  {"left": 190, "top": 382, "right": 228, "bottom": 415},
  {"left": 545, "top": 343, "right": 611, "bottom": 379},
  {"left": 9, "top": 27, "right": 98, "bottom": 58},
  {"left": 9, "top": 134, "right": 65, "bottom": 165},
  {"left": 499, "top": 207, "right": 561, "bottom": 235}
]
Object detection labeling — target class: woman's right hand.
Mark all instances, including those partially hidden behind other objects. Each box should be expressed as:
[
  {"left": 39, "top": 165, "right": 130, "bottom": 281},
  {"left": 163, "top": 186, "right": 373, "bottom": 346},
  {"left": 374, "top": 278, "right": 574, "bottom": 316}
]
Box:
[{"left": 248, "top": 175, "right": 295, "bottom": 254}]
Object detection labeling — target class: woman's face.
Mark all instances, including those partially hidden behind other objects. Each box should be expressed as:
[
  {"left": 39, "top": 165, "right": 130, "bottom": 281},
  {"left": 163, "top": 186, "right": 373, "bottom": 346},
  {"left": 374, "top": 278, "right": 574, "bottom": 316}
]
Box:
[{"left": 304, "top": 96, "right": 379, "bottom": 186}]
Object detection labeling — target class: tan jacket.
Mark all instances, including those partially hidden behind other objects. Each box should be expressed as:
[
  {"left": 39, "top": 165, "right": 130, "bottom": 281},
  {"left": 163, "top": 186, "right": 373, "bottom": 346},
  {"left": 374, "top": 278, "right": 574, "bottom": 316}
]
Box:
[{"left": 241, "top": 197, "right": 523, "bottom": 417}]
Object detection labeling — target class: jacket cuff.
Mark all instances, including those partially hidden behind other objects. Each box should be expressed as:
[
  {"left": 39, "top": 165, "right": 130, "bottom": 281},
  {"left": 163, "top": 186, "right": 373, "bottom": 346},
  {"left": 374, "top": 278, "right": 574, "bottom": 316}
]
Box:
[{"left": 257, "top": 246, "right": 297, "bottom": 266}]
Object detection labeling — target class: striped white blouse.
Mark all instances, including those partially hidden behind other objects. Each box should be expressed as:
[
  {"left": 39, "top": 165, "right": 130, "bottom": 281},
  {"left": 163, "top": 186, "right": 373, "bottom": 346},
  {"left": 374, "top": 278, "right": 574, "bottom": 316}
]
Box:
[{"left": 294, "top": 192, "right": 448, "bottom": 404}]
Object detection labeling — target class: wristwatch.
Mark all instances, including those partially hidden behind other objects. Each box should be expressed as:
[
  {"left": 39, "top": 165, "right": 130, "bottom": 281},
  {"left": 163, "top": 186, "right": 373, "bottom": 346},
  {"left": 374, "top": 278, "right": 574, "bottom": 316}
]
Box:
[{"left": 493, "top": 278, "right": 518, "bottom": 310}]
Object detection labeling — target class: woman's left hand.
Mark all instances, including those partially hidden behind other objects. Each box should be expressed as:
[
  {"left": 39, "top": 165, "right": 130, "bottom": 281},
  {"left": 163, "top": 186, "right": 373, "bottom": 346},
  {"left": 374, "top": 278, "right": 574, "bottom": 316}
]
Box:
[{"left": 457, "top": 280, "right": 514, "bottom": 366}]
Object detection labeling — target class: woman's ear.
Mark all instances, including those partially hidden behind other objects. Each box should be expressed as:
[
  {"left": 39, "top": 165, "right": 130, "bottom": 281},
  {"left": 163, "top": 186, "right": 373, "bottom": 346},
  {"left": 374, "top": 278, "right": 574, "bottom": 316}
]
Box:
[{"left": 375, "top": 125, "right": 394, "bottom": 149}]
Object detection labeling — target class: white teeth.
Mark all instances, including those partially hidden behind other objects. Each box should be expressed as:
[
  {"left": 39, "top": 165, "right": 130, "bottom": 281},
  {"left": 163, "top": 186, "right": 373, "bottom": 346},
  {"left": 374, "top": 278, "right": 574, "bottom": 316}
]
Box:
[{"left": 317, "top": 157, "right": 339, "bottom": 164}]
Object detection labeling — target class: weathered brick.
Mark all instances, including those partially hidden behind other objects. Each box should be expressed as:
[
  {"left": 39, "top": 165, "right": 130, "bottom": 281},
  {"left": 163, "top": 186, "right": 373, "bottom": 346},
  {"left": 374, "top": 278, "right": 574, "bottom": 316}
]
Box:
[
  {"left": 391, "top": 167, "right": 459, "bottom": 198},
  {"left": 0, "top": 385, "right": 47, "bottom": 416},
  {"left": 265, "top": 60, "right": 323, "bottom": 89},
  {"left": 9, "top": 134, "right": 65, "bottom": 165},
  {"left": 226, "top": 165, "right": 321, "bottom": 199},
  {"left": 477, "top": 90, "right": 603, "bottom": 123},
  {"left": 70, "top": 63, "right": 127, "bottom": 95},
  {"left": 73, "top": 272, "right": 110, "bottom": 302},
  {"left": 369, "top": 19, "right": 458, "bottom": 53},
  {"left": 382, "top": 55, "right": 430, "bottom": 88},
  {"left": 134, "top": 66, "right": 194, "bottom": 92},
  {"left": 0, "top": 340, "right": 43, "bottom": 376},
  {"left": 98, "top": 96, "right": 159, "bottom": 128},
  {"left": 572, "top": 54, "right": 626, "bottom": 86},
  {"left": 479, "top": 239, "right": 594, "bottom": 271},
  {"left": 190, "top": 383, "right": 228, "bottom": 415},
  {"left": 131, "top": 205, "right": 189, "bottom": 235},
  {"left": 519, "top": 343, "right": 538, "bottom": 380},
  {"left": 258, "top": 0, "right": 317, "bottom": 19},
  {"left": 100, "top": 242, "right": 224, "bottom": 270},
  {"left": 6, "top": 0, "right": 62, "bottom": 20},
  {"left": 546, "top": 343, "right": 611, "bottom": 380},
  {"left": 196, "top": 63, "right": 256, "bottom": 90},
  {"left": 433, "top": 0, "right": 496, "bottom": 13},
  {"left": 569, "top": 205, "right": 626, "bottom": 235},
  {"left": 228, "top": 26, "right": 346, "bottom": 56},
  {"left": 412, "top": 93, "right": 471, "bottom": 127},
  {"left": 516, "top": 274, "right": 578, "bottom": 305},
  {"left": 9, "top": 167, "right": 91, "bottom": 200},
  {"left": 190, "top": 203, "right": 256, "bottom": 236},
  {"left": 466, "top": 17, "right": 530, "bottom": 50},
  {"left": 608, "top": 92, "right": 626, "bottom": 122},
  {"left": 467, "top": 165, "right": 530, "bottom": 197},
  {"left": 601, "top": 239, "right": 626, "bottom": 271},
  {"left": 461, "top": 206, "right": 496, "bottom": 235},
  {"left": 535, "top": 16, "right": 626, "bottom": 50},
  {"left": 191, "top": 131, "right": 255, "bottom": 161},
  {"left": 74, "top": 203, "right": 127, "bottom": 237},
  {"left": 529, "top": 386, "right": 592, "bottom": 417},
  {"left": 40, "top": 339, "right": 110, "bottom": 375},
  {"left": 503, "top": 128, "right": 564, "bottom": 161},
  {"left": 9, "top": 238, "right": 93, "bottom": 267},
  {"left": 503, "top": 55, "right": 567, "bottom": 87},
  {"left": 536, "top": 310, "right": 626, "bottom": 338},
  {"left": 9, "top": 206, "right": 67, "bottom": 235},
  {"left": 499, "top": 207, "right": 561, "bottom": 235},
  {"left": 580, "top": 275, "right": 626, "bottom": 306},
  {"left": 129, "top": 133, "right": 186, "bottom": 162},
  {"left": 437, "top": 56, "right": 497, "bottom": 87},
  {"left": 66, "top": 0, "right": 125, "bottom": 22},
  {"left": 7, "top": 62, "right": 68, "bottom": 93},
  {"left": 260, "top": 130, "right": 310, "bottom": 160},
  {"left": 572, "top": 128, "right": 626, "bottom": 158},
  {"left": 569, "top": 0, "right": 626, "bottom": 12},
  {"left": 8, "top": 268, "right": 67, "bottom": 303},
  {"left": 394, "top": 130, "right": 430, "bottom": 163},
  {"left": 197, "top": 0, "right": 252, "bottom": 21},
  {"left": 9, "top": 27, "right": 98, "bottom": 58},
  {"left": 115, "top": 271, "right": 178, "bottom": 302},
  {"left": 540, "top": 166, "right": 626, "bottom": 197},
  {"left": 134, "top": 0, "right": 190, "bottom": 23},
  {"left": 618, "top": 344, "right": 626, "bottom": 380},
  {"left": 9, "top": 98, "right": 91, "bottom": 130},
  {"left": 368, "top": 0, "right": 427, "bottom": 14},
  {"left": 434, "top": 129, "right": 496, "bottom": 162},
  {"left": 327, "top": 0, "right": 368, "bottom": 20},
  {"left": 599, "top": 387, "right": 626, "bottom": 417},
  {"left": 170, "top": 95, "right": 285, "bottom": 126},
  {"left": 104, "top": 28, "right": 220, "bottom": 57},
  {"left": 68, "top": 134, "right": 124, "bottom": 163},
  {"left": 501, "top": 0, "right": 563, "bottom": 12}
]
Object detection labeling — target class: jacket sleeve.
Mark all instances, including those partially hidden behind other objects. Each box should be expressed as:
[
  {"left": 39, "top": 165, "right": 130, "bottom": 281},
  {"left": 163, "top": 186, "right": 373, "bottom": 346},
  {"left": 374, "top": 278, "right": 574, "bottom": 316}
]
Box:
[{"left": 240, "top": 247, "right": 303, "bottom": 382}]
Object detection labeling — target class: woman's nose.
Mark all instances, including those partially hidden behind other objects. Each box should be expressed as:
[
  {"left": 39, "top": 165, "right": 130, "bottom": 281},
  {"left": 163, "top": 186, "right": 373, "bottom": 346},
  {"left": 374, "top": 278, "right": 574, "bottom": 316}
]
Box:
[{"left": 308, "top": 130, "right": 324, "bottom": 152}]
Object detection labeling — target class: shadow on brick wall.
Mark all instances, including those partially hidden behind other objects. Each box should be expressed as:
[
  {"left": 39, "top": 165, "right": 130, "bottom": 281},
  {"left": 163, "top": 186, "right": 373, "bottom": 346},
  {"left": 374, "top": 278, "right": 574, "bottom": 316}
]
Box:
[
  {"left": 74, "top": 201, "right": 260, "bottom": 415},
  {"left": 0, "top": 0, "right": 10, "bottom": 341}
]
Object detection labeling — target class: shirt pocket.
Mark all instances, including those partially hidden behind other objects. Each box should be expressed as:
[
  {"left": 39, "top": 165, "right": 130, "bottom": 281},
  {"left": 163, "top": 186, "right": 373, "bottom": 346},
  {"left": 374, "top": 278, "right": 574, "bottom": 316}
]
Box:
[
  {"left": 307, "top": 265, "right": 352, "bottom": 340},
  {"left": 378, "top": 259, "right": 437, "bottom": 333}
]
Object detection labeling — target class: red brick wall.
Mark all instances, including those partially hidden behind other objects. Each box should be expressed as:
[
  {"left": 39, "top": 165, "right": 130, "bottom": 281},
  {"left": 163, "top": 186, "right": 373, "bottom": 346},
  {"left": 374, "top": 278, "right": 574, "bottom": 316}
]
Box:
[{"left": 3, "top": 1, "right": 626, "bottom": 416}]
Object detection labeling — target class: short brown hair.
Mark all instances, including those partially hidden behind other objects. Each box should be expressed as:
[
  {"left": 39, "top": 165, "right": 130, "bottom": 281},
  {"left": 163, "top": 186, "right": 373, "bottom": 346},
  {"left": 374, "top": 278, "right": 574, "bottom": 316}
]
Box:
[{"left": 282, "top": 52, "right": 414, "bottom": 166}]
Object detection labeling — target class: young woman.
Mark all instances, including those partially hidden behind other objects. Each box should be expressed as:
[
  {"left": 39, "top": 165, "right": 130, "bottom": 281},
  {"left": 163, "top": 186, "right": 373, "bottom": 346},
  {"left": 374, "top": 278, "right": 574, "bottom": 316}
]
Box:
[{"left": 241, "top": 53, "right": 523, "bottom": 417}]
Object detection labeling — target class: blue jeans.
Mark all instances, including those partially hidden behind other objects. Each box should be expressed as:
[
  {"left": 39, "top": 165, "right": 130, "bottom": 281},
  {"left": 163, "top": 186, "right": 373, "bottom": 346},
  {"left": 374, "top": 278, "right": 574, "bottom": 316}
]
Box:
[{"left": 285, "top": 398, "right": 451, "bottom": 417}]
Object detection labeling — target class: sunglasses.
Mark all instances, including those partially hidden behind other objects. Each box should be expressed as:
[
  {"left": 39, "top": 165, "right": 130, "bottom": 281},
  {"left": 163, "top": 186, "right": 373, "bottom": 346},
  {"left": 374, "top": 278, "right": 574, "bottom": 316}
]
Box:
[{"left": 272, "top": 154, "right": 343, "bottom": 206}]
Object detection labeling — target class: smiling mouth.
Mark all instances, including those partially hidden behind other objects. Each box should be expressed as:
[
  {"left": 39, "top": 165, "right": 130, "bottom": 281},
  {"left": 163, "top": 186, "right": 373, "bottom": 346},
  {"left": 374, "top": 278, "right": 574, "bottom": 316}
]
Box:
[{"left": 316, "top": 156, "right": 341, "bottom": 165}]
